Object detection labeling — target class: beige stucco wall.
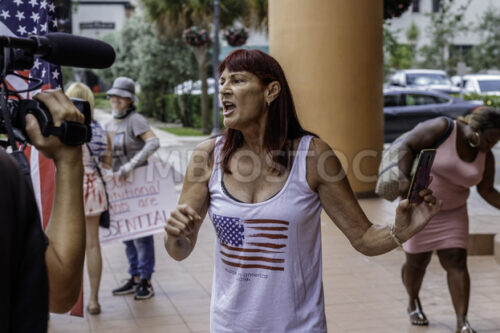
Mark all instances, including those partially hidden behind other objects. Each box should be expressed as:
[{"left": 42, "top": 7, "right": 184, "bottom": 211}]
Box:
[{"left": 269, "top": 0, "right": 384, "bottom": 194}]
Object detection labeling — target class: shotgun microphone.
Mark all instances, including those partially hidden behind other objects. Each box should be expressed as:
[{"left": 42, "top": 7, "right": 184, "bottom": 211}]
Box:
[{"left": 0, "top": 32, "right": 116, "bottom": 69}]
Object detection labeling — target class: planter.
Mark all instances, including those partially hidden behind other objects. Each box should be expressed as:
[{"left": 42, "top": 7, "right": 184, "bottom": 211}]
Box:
[
  {"left": 183, "top": 26, "right": 210, "bottom": 47},
  {"left": 223, "top": 27, "right": 249, "bottom": 47}
]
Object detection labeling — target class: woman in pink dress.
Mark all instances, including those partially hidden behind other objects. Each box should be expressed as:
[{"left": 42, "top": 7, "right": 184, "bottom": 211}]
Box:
[{"left": 398, "top": 107, "right": 500, "bottom": 333}]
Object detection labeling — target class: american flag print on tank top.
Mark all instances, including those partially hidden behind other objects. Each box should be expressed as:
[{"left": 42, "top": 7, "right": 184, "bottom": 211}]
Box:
[{"left": 212, "top": 214, "right": 289, "bottom": 271}]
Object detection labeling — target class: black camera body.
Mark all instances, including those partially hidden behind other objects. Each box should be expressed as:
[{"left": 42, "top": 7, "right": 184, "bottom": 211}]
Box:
[
  {"left": 0, "top": 32, "right": 113, "bottom": 176},
  {"left": 3, "top": 97, "right": 92, "bottom": 146}
]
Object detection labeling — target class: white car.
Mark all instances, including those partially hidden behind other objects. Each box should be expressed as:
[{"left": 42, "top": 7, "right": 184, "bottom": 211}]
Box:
[
  {"left": 388, "top": 69, "right": 461, "bottom": 95},
  {"left": 174, "top": 78, "right": 216, "bottom": 95},
  {"left": 459, "top": 74, "right": 500, "bottom": 96}
]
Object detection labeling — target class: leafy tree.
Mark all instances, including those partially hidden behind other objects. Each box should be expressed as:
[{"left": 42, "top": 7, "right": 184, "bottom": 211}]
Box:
[
  {"left": 406, "top": 21, "right": 419, "bottom": 49},
  {"left": 468, "top": 7, "right": 500, "bottom": 72},
  {"left": 140, "top": 0, "right": 266, "bottom": 133},
  {"left": 243, "top": 0, "right": 268, "bottom": 32},
  {"left": 94, "top": 14, "right": 147, "bottom": 85},
  {"left": 94, "top": 13, "right": 197, "bottom": 121},
  {"left": 139, "top": 36, "right": 198, "bottom": 121},
  {"left": 383, "top": 26, "right": 413, "bottom": 77},
  {"left": 417, "top": 0, "right": 471, "bottom": 74}
]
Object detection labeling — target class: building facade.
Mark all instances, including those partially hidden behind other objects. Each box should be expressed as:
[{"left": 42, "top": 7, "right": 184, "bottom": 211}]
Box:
[
  {"left": 71, "top": 0, "right": 134, "bottom": 39},
  {"left": 387, "top": 0, "right": 499, "bottom": 62}
]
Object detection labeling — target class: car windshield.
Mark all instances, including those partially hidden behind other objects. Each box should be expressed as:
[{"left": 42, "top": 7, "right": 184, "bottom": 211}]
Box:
[
  {"left": 407, "top": 73, "right": 452, "bottom": 86},
  {"left": 478, "top": 80, "right": 500, "bottom": 92}
]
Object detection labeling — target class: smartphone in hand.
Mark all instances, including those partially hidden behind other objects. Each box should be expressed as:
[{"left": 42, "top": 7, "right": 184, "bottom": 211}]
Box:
[{"left": 407, "top": 149, "right": 436, "bottom": 204}]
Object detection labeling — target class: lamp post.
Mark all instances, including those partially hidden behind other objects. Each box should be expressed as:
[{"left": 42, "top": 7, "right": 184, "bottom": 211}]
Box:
[{"left": 211, "top": 0, "right": 221, "bottom": 136}]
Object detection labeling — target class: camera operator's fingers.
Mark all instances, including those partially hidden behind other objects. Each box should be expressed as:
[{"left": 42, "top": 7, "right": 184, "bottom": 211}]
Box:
[
  {"left": 25, "top": 114, "right": 45, "bottom": 148},
  {"left": 33, "top": 89, "right": 83, "bottom": 126},
  {"left": 49, "top": 89, "right": 84, "bottom": 124},
  {"left": 26, "top": 104, "right": 82, "bottom": 164}
]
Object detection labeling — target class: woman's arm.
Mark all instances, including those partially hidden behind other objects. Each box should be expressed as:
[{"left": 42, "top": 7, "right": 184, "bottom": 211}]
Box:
[
  {"left": 28, "top": 90, "right": 86, "bottom": 313},
  {"left": 117, "top": 129, "right": 160, "bottom": 178},
  {"left": 307, "top": 138, "right": 441, "bottom": 256},
  {"left": 477, "top": 150, "right": 500, "bottom": 208},
  {"left": 102, "top": 132, "right": 113, "bottom": 169},
  {"left": 398, "top": 117, "right": 450, "bottom": 195},
  {"left": 140, "top": 130, "right": 156, "bottom": 142},
  {"left": 164, "top": 138, "right": 216, "bottom": 260}
]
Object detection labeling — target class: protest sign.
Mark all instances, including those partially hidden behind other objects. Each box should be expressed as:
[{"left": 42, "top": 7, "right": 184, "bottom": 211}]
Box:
[{"left": 100, "top": 161, "right": 178, "bottom": 243}]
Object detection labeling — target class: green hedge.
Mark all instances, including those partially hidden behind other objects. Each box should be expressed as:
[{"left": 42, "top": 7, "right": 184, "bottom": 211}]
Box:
[
  {"left": 139, "top": 93, "right": 223, "bottom": 129},
  {"left": 462, "top": 93, "right": 500, "bottom": 109},
  {"left": 94, "top": 92, "right": 110, "bottom": 110},
  {"left": 96, "top": 91, "right": 224, "bottom": 130}
]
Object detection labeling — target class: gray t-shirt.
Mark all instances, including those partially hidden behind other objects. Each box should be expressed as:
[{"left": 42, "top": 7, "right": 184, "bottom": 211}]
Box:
[{"left": 105, "top": 111, "right": 151, "bottom": 171}]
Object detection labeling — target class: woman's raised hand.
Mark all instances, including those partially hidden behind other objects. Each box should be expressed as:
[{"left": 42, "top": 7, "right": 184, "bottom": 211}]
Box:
[{"left": 393, "top": 187, "right": 442, "bottom": 243}]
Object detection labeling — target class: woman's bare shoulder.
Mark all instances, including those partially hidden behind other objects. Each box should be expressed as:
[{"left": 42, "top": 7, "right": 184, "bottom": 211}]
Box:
[
  {"left": 405, "top": 116, "right": 451, "bottom": 149},
  {"left": 194, "top": 137, "right": 218, "bottom": 154},
  {"left": 306, "top": 137, "right": 346, "bottom": 189},
  {"left": 308, "top": 136, "right": 334, "bottom": 155}
]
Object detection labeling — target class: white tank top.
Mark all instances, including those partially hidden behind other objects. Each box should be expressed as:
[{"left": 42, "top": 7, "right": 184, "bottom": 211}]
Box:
[{"left": 208, "top": 135, "right": 326, "bottom": 333}]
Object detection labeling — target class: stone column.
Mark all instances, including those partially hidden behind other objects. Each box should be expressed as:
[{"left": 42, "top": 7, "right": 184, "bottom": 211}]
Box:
[{"left": 269, "top": 0, "right": 383, "bottom": 195}]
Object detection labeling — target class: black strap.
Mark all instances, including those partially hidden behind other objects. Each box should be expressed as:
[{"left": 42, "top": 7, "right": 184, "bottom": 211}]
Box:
[
  {"left": 86, "top": 143, "right": 110, "bottom": 207},
  {"left": 432, "top": 117, "right": 453, "bottom": 148}
]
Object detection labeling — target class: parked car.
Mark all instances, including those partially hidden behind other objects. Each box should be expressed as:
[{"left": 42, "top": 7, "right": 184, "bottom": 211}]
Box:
[
  {"left": 174, "top": 78, "right": 216, "bottom": 95},
  {"left": 383, "top": 88, "right": 480, "bottom": 142},
  {"left": 388, "top": 69, "right": 461, "bottom": 95},
  {"left": 454, "top": 74, "right": 500, "bottom": 96}
]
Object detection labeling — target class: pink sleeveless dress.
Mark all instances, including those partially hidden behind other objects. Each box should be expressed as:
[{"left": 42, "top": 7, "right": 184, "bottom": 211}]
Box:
[{"left": 403, "top": 121, "right": 486, "bottom": 253}]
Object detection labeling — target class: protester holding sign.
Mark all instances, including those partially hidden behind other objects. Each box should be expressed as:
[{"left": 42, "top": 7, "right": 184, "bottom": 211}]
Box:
[
  {"left": 164, "top": 49, "right": 441, "bottom": 332},
  {"left": 105, "top": 77, "right": 160, "bottom": 300},
  {"left": 66, "top": 82, "right": 113, "bottom": 315}
]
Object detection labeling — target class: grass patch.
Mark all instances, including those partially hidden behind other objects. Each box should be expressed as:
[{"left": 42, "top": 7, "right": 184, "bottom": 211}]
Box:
[
  {"left": 162, "top": 127, "right": 206, "bottom": 136},
  {"left": 94, "top": 95, "right": 110, "bottom": 110}
]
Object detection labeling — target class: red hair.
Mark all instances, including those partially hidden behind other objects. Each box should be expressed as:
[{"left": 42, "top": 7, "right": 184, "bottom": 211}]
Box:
[{"left": 218, "top": 49, "right": 313, "bottom": 174}]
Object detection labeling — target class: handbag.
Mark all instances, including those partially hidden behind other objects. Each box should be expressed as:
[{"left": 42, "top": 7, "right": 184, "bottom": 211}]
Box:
[
  {"left": 375, "top": 117, "right": 453, "bottom": 201},
  {"left": 86, "top": 143, "right": 111, "bottom": 229}
]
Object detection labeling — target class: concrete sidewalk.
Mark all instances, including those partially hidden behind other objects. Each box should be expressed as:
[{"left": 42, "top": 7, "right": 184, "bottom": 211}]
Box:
[
  {"left": 48, "top": 196, "right": 500, "bottom": 333},
  {"left": 47, "top": 112, "right": 500, "bottom": 332}
]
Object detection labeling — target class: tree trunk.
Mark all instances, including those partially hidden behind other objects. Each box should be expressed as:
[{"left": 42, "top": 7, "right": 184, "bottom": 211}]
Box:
[
  {"left": 193, "top": 46, "right": 211, "bottom": 134},
  {"left": 176, "top": 94, "right": 190, "bottom": 127},
  {"left": 159, "top": 83, "right": 166, "bottom": 122}
]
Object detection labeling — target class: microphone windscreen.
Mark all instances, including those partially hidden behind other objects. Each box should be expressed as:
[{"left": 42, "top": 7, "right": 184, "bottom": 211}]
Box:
[{"left": 42, "top": 33, "right": 116, "bottom": 69}]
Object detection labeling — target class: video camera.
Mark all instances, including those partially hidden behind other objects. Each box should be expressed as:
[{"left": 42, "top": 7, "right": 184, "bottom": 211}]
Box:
[
  {"left": 1, "top": 97, "right": 91, "bottom": 146},
  {"left": 0, "top": 33, "right": 115, "bottom": 149}
]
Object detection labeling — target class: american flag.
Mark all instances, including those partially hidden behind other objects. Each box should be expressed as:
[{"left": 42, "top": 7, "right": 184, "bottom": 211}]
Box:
[
  {"left": 0, "top": 0, "right": 62, "bottom": 228},
  {"left": 0, "top": 0, "right": 62, "bottom": 95},
  {"left": 212, "top": 214, "right": 289, "bottom": 271}
]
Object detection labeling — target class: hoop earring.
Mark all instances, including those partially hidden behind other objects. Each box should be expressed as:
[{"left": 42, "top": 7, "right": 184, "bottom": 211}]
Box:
[{"left": 468, "top": 131, "right": 480, "bottom": 148}]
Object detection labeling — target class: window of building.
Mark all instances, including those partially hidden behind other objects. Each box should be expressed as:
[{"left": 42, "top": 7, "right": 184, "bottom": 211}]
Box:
[
  {"left": 412, "top": 0, "right": 420, "bottom": 13},
  {"left": 432, "top": 0, "right": 441, "bottom": 12},
  {"left": 449, "top": 45, "right": 473, "bottom": 65}
]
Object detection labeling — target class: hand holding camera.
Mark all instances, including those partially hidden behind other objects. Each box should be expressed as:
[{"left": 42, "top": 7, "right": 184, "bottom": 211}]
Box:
[{"left": 25, "top": 89, "right": 86, "bottom": 163}]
